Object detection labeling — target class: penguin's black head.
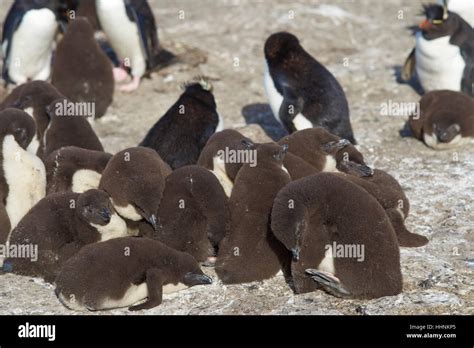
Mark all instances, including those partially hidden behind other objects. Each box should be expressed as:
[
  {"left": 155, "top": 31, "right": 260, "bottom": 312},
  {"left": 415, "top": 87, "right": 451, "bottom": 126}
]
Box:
[
  {"left": 77, "top": 189, "right": 115, "bottom": 226},
  {"left": 181, "top": 79, "right": 216, "bottom": 109},
  {"left": 264, "top": 32, "right": 300, "bottom": 61},
  {"left": 10, "top": 81, "right": 62, "bottom": 110},
  {"left": 0, "top": 108, "right": 36, "bottom": 149},
  {"left": 420, "top": 4, "right": 464, "bottom": 39},
  {"left": 64, "top": 16, "right": 94, "bottom": 38},
  {"left": 255, "top": 143, "right": 289, "bottom": 168}
]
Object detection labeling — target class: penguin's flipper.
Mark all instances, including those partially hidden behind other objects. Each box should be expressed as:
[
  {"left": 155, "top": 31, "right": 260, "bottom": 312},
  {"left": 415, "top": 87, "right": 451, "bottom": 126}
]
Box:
[
  {"left": 305, "top": 269, "right": 351, "bottom": 297},
  {"left": 460, "top": 43, "right": 473, "bottom": 96},
  {"left": 401, "top": 48, "right": 416, "bottom": 82},
  {"left": 279, "top": 88, "right": 304, "bottom": 133},
  {"left": 128, "top": 268, "right": 163, "bottom": 311},
  {"left": 124, "top": 0, "right": 161, "bottom": 69},
  {"left": 1, "top": 3, "right": 26, "bottom": 83}
]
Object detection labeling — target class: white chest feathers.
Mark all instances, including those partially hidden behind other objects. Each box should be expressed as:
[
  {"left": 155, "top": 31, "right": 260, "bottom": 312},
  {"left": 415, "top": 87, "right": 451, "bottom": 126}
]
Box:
[
  {"left": 7, "top": 9, "right": 57, "bottom": 83},
  {"left": 96, "top": 0, "right": 146, "bottom": 77},
  {"left": 322, "top": 155, "right": 338, "bottom": 172},
  {"left": 211, "top": 156, "right": 233, "bottom": 197},
  {"left": 113, "top": 201, "right": 143, "bottom": 221},
  {"left": 90, "top": 213, "right": 128, "bottom": 242},
  {"left": 71, "top": 169, "right": 103, "bottom": 193},
  {"left": 415, "top": 33, "right": 465, "bottom": 93},
  {"left": 3, "top": 135, "right": 46, "bottom": 231}
]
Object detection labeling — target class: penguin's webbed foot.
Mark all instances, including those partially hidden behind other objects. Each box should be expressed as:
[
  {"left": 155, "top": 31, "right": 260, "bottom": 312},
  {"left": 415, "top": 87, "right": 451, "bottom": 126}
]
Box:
[
  {"left": 202, "top": 256, "right": 217, "bottom": 267},
  {"left": 113, "top": 67, "right": 129, "bottom": 82},
  {"left": 305, "top": 269, "right": 351, "bottom": 298},
  {"left": 119, "top": 76, "right": 141, "bottom": 93}
]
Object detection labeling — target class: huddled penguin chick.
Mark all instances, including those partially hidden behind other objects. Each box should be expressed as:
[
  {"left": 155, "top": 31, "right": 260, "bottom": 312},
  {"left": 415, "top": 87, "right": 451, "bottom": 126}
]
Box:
[
  {"left": 215, "top": 143, "right": 291, "bottom": 284},
  {"left": 408, "top": 90, "right": 474, "bottom": 149},
  {"left": 279, "top": 128, "right": 372, "bottom": 177},
  {"left": 197, "top": 129, "right": 253, "bottom": 196},
  {"left": 1, "top": 0, "right": 58, "bottom": 85},
  {"left": 99, "top": 147, "right": 172, "bottom": 232},
  {"left": 336, "top": 170, "right": 429, "bottom": 247},
  {"left": 0, "top": 81, "right": 64, "bottom": 156},
  {"left": 95, "top": 0, "right": 174, "bottom": 92},
  {"left": 264, "top": 32, "right": 356, "bottom": 143},
  {"left": 144, "top": 165, "right": 230, "bottom": 265},
  {"left": 51, "top": 17, "right": 114, "bottom": 118},
  {"left": 0, "top": 109, "right": 46, "bottom": 254},
  {"left": 271, "top": 173, "right": 403, "bottom": 299},
  {"left": 403, "top": 3, "right": 474, "bottom": 96},
  {"left": 140, "top": 78, "right": 223, "bottom": 170},
  {"left": 4, "top": 190, "right": 127, "bottom": 282},
  {"left": 41, "top": 97, "right": 104, "bottom": 159},
  {"left": 45, "top": 146, "right": 112, "bottom": 195},
  {"left": 55, "top": 237, "right": 213, "bottom": 311}
]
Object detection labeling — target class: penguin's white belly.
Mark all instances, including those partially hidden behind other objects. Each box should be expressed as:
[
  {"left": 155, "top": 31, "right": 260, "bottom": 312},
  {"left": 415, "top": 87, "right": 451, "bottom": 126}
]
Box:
[
  {"left": 322, "top": 155, "right": 338, "bottom": 172},
  {"left": 7, "top": 9, "right": 57, "bottom": 83},
  {"left": 71, "top": 169, "right": 102, "bottom": 193},
  {"left": 415, "top": 34, "right": 465, "bottom": 93},
  {"left": 264, "top": 62, "right": 313, "bottom": 130},
  {"left": 96, "top": 0, "right": 146, "bottom": 77},
  {"left": 264, "top": 63, "right": 284, "bottom": 122},
  {"left": 3, "top": 135, "right": 46, "bottom": 232}
]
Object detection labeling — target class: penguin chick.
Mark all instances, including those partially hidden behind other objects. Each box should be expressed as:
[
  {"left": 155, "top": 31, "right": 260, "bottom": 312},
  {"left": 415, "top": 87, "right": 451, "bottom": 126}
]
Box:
[
  {"left": 5, "top": 189, "right": 127, "bottom": 282},
  {"left": 140, "top": 79, "right": 223, "bottom": 170},
  {"left": 215, "top": 143, "right": 291, "bottom": 284},
  {"left": 51, "top": 17, "right": 114, "bottom": 118},
  {"left": 55, "top": 237, "right": 212, "bottom": 311},
  {"left": 197, "top": 129, "right": 254, "bottom": 196},
  {"left": 42, "top": 97, "right": 104, "bottom": 159},
  {"left": 44, "top": 146, "right": 112, "bottom": 195},
  {"left": 335, "top": 170, "right": 429, "bottom": 247},
  {"left": 0, "top": 81, "right": 64, "bottom": 156},
  {"left": 271, "top": 173, "right": 403, "bottom": 299},
  {"left": 0, "top": 108, "right": 46, "bottom": 253},
  {"left": 264, "top": 32, "right": 356, "bottom": 143},
  {"left": 98, "top": 147, "right": 172, "bottom": 231},
  {"left": 142, "top": 165, "right": 230, "bottom": 265},
  {"left": 278, "top": 128, "right": 372, "bottom": 177},
  {"left": 408, "top": 90, "right": 474, "bottom": 149}
]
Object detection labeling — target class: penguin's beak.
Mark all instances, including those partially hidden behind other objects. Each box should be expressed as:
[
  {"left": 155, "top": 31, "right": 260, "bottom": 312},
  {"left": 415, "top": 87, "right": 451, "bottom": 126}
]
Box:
[
  {"left": 420, "top": 19, "right": 432, "bottom": 30},
  {"left": 291, "top": 247, "right": 300, "bottom": 261},
  {"left": 145, "top": 214, "right": 158, "bottom": 231},
  {"left": 323, "top": 139, "right": 351, "bottom": 152},
  {"left": 184, "top": 272, "right": 213, "bottom": 286},
  {"left": 100, "top": 208, "right": 111, "bottom": 224}
]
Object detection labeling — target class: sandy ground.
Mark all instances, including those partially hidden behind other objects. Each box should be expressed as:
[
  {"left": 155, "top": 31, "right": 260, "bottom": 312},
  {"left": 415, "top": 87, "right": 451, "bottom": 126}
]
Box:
[{"left": 0, "top": 0, "right": 472, "bottom": 315}]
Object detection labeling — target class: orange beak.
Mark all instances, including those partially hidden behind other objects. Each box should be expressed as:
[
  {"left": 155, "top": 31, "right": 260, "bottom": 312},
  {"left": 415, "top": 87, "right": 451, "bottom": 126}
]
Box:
[{"left": 420, "top": 19, "right": 432, "bottom": 30}]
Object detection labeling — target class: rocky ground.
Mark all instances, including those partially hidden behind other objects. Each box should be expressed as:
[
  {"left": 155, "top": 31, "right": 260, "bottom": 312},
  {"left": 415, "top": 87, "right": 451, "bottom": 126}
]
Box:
[{"left": 0, "top": 0, "right": 472, "bottom": 315}]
